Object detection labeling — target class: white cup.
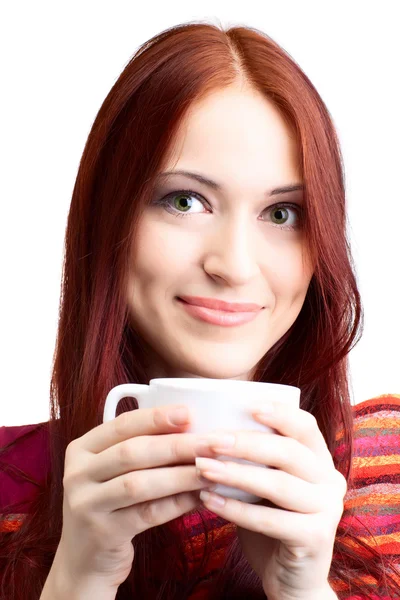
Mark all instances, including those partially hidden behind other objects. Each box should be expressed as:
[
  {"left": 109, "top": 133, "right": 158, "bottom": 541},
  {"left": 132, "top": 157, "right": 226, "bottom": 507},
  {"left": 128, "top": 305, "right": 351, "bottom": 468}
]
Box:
[{"left": 103, "top": 378, "right": 300, "bottom": 503}]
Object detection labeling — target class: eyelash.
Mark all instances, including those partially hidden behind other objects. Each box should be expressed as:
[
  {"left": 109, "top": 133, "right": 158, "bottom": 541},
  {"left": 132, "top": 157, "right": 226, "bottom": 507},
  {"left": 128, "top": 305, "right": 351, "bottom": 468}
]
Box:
[{"left": 152, "top": 188, "right": 303, "bottom": 231}]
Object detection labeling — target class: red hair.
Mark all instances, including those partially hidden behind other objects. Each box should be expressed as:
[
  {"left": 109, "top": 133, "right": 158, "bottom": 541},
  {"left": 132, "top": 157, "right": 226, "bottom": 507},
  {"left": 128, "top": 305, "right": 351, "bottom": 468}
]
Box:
[{"left": 1, "top": 20, "right": 400, "bottom": 599}]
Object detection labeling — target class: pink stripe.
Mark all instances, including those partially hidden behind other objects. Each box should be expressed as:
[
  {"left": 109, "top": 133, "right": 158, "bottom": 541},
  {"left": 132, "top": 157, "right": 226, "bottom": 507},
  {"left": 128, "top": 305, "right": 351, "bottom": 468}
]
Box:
[{"left": 335, "top": 434, "right": 400, "bottom": 457}]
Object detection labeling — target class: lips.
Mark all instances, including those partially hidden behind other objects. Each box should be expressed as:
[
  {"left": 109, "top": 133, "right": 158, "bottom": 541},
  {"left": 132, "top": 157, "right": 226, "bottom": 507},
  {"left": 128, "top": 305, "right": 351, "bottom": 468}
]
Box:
[
  {"left": 178, "top": 296, "right": 263, "bottom": 312},
  {"left": 177, "top": 299, "right": 261, "bottom": 327},
  {"left": 176, "top": 296, "right": 264, "bottom": 328}
]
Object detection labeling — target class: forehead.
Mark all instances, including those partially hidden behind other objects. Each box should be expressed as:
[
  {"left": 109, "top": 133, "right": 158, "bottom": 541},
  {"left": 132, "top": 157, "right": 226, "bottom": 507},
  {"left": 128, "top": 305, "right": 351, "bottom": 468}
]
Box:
[{"left": 162, "top": 87, "right": 302, "bottom": 195}]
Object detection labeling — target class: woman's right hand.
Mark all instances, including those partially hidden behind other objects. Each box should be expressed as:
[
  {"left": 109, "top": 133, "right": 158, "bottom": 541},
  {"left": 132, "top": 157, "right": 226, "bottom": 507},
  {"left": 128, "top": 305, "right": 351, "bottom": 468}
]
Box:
[{"left": 57, "top": 405, "right": 217, "bottom": 593}]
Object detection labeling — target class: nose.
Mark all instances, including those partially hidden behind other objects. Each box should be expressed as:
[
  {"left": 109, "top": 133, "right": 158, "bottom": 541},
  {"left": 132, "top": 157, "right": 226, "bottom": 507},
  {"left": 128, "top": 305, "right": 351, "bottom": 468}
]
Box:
[{"left": 202, "top": 215, "right": 261, "bottom": 285}]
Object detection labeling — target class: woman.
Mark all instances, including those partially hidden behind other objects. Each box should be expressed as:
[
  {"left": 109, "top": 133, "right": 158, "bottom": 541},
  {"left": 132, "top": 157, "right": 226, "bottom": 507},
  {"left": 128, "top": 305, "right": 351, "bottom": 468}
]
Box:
[{"left": 1, "top": 20, "right": 399, "bottom": 600}]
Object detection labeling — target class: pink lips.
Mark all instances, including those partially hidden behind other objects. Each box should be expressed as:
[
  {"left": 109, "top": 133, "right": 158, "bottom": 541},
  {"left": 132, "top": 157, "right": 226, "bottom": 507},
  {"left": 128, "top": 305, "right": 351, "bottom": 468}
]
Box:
[
  {"left": 177, "top": 296, "right": 263, "bottom": 327},
  {"left": 178, "top": 296, "right": 262, "bottom": 312}
]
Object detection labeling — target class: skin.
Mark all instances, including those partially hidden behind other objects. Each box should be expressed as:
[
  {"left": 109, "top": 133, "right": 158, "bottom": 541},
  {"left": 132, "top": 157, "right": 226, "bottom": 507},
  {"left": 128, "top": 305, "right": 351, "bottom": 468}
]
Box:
[{"left": 126, "top": 84, "right": 314, "bottom": 381}]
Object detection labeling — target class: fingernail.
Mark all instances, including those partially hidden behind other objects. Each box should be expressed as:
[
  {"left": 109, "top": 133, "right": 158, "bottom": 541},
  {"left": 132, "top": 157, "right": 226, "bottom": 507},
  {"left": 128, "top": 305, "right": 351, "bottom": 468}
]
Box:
[
  {"left": 252, "top": 403, "right": 274, "bottom": 416},
  {"left": 168, "top": 407, "right": 189, "bottom": 425},
  {"left": 196, "top": 457, "right": 226, "bottom": 472},
  {"left": 204, "top": 482, "right": 218, "bottom": 491},
  {"left": 200, "top": 490, "right": 226, "bottom": 507},
  {"left": 196, "top": 433, "right": 235, "bottom": 450}
]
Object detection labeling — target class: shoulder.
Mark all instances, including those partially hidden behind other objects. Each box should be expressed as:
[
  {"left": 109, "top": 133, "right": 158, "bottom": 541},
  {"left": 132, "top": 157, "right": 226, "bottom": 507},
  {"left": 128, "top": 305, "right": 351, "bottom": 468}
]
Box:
[
  {"left": 0, "top": 421, "right": 50, "bottom": 531},
  {"left": 338, "top": 394, "right": 400, "bottom": 547},
  {"left": 338, "top": 392, "right": 400, "bottom": 480},
  {"left": 331, "top": 397, "right": 400, "bottom": 600},
  {"left": 0, "top": 421, "right": 50, "bottom": 467},
  {"left": 349, "top": 393, "right": 400, "bottom": 488},
  {"left": 351, "top": 392, "right": 400, "bottom": 420},
  {"left": 335, "top": 393, "right": 400, "bottom": 447},
  {"left": 349, "top": 393, "right": 400, "bottom": 461},
  {"left": 0, "top": 421, "right": 48, "bottom": 447}
]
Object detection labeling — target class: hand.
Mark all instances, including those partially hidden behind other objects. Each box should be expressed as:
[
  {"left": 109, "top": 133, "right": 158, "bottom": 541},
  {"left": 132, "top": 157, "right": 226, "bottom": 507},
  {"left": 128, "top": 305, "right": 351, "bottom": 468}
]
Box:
[
  {"left": 194, "top": 401, "right": 346, "bottom": 600},
  {"left": 58, "top": 405, "right": 216, "bottom": 591}
]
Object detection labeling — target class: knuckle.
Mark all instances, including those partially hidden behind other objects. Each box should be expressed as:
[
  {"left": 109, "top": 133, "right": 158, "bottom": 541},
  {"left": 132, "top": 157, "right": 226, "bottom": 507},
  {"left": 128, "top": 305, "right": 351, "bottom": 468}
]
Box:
[
  {"left": 336, "top": 470, "right": 348, "bottom": 496},
  {"left": 137, "top": 500, "right": 158, "bottom": 526},
  {"left": 63, "top": 450, "right": 90, "bottom": 489},
  {"left": 173, "top": 491, "right": 188, "bottom": 509},
  {"left": 122, "top": 472, "right": 141, "bottom": 500},
  {"left": 306, "top": 411, "right": 318, "bottom": 432},
  {"left": 64, "top": 440, "right": 78, "bottom": 465},
  {"left": 63, "top": 468, "right": 84, "bottom": 490},
  {"left": 272, "top": 470, "right": 288, "bottom": 499},
  {"left": 113, "top": 411, "right": 132, "bottom": 438},
  {"left": 283, "top": 438, "right": 302, "bottom": 465},
  {"left": 236, "top": 496, "right": 247, "bottom": 516},
  {"left": 169, "top": 435, "right": 181, "bottom": 462},
  {"left": 298, "top": 517, "right": 319, "bottom": 545},
  {"left": 312, "top": 519, "right": 334, "bottom": 546},
  {"left": 315, "top": 485, "right": 332, "bottom": 512},
  {"left": 118, "top": 439, "right": 136, "bottom": 469},
  {"left": 171, "top": 492, "right": 194, "bottom": 517},
  {"left": 67, "top": 492, "right": 90, "bottom": 519}
]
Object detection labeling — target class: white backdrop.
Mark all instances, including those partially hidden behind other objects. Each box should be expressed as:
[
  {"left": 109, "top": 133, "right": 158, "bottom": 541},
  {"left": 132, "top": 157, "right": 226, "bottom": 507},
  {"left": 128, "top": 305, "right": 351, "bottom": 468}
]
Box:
[{"left": 1, "top": 1, "right": 399, "bottom": 426}]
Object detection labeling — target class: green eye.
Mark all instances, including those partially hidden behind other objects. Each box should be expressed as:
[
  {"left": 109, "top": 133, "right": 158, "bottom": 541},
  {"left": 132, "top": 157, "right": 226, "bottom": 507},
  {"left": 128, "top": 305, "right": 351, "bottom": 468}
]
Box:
[
  {"left": 173, "top": 194, "right": 193, "bottom": 212},
  {"left": 271, "top": 207, "right": 289, "bottom": 225}
]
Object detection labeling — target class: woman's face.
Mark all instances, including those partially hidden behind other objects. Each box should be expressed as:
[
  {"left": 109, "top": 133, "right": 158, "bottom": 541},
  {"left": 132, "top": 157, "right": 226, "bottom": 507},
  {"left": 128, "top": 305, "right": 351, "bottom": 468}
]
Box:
[{"left": 127, "top": 86, "right": 314, "bottom": 380}]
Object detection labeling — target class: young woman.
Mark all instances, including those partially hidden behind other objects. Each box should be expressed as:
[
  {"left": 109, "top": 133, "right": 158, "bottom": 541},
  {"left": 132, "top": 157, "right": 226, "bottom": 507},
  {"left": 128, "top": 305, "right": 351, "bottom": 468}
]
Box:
[{"left": 1, "top": 20, "right": 399, "bottom": 600}]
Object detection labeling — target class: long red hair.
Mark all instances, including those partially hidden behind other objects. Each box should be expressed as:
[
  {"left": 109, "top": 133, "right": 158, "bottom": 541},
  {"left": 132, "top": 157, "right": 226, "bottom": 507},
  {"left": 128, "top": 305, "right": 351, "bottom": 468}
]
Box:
[{"left": 1, "top": 20, "right": 399, "bottom": 599}]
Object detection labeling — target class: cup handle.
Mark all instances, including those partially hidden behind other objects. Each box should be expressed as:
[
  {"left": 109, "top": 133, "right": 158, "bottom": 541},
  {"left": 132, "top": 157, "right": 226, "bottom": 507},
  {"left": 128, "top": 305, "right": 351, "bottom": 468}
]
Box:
[{"left": 103, "top": 383, "right": 150, "bottom": 422}]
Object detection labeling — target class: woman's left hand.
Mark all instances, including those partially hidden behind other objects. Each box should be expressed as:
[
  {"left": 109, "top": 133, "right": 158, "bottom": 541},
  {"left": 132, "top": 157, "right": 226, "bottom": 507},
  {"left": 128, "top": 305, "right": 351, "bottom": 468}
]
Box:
[{"left": 194, "top": 401, "right": 347, "bottom": 600}]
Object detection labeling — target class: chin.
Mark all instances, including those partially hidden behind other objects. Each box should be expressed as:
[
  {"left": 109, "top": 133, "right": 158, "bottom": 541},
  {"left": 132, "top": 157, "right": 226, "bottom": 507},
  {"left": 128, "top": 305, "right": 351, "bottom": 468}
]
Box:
[{"left": 170, "top": 359, "right": 256, "bottom": 381}]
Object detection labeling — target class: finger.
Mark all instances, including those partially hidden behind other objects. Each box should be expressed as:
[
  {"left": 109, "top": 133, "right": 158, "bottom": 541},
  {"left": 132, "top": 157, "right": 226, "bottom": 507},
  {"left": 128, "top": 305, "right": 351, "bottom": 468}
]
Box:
[
  {"left": 91, "top": 431, "right": 215, "bottom": 483},
  {"left": 200, "top": 491, "right": 325, "bottom": 550},
  {"left": 203, "top": 431, "right": 323, "bottom": 483},
  {"left": 249, "top": 403, "right": 333, "bottom": 463},
  {"left": 109, "top": 490, "right": 204, "bottom": 537},
  {"left": 85, "top": 465, "right": 217, "bottom": 512},
  {"left": 196, "top": 460, "right": 332, "bottom": 513},
  {"left": 78, "top": 405, "right": 191, "bottom": 454}
]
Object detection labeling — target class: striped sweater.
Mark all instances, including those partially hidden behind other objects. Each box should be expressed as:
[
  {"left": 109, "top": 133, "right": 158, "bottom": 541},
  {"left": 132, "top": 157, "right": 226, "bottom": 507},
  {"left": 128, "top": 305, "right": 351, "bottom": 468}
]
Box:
[{"left": 1, "top": 393, "right": 400, "bottom": 599}]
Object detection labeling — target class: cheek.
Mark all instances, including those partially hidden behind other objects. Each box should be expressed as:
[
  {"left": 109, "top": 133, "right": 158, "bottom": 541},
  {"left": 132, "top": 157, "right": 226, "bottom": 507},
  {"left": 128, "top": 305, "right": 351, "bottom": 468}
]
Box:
[
  {"left": 264, "top": 246, "right": 312, "bottom": 300},
  {"left": 132, "top": 221, "right": 197, "bottom": 288},
  {"left": 265, "top": 244, "right": 312, "bottom": 278}
]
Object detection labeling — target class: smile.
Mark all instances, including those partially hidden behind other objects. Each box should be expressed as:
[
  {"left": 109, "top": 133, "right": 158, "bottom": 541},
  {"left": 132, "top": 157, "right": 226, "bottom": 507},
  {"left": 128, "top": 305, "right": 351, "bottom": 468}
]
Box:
[{"left": 177, "top": 298, "right": 262, "bottom": 327}]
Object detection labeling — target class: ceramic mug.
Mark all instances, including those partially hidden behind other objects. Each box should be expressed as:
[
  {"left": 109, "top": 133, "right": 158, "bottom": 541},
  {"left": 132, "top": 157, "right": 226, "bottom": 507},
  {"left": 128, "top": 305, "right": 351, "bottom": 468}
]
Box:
[{"left": 103, "top": 378, "right": 300, "bottom": 503}]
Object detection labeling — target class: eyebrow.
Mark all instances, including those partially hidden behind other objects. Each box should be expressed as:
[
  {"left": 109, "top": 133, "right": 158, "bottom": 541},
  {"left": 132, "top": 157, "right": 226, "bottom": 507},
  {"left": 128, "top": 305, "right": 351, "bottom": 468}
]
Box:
[{"left": 156, "top": 169, "right": 304, "bottom": 196}]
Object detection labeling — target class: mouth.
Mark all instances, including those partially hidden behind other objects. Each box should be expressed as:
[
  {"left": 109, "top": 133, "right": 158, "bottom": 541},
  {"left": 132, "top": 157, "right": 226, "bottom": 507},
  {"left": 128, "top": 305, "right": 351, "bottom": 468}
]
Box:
[
  {"left": 178, "top": 295, "right": 263, "bottom": 312},
  {"left": 176, "top": 297, "right": 262, "bottom": 327}
]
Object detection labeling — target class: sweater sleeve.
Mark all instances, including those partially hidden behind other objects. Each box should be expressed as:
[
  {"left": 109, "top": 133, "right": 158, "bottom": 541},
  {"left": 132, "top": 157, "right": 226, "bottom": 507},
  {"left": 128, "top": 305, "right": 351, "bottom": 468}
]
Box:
[
  {"left": 0, "top": 422, "right": 49, "bottom": 532},
  {"left": 330, "top": 393, "right": 400, "bottom": 598}
]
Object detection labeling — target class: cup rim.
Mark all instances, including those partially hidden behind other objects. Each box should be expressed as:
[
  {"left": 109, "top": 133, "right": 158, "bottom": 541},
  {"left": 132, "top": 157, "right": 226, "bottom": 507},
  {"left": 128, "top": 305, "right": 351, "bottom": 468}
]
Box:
[{"left": 149, "top": 378, "right": 299, "bottom": 392}]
